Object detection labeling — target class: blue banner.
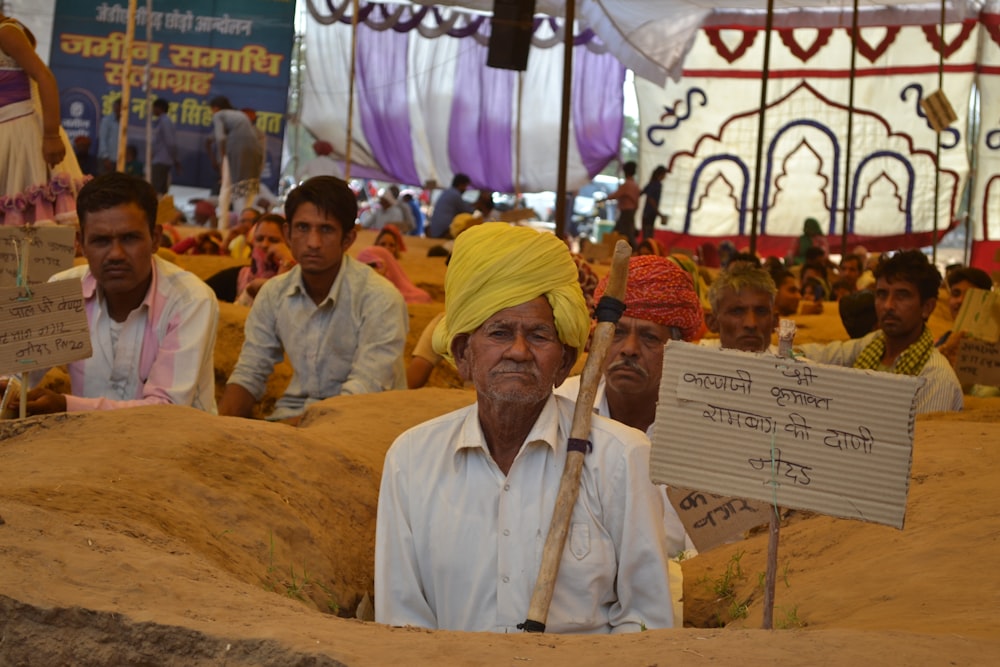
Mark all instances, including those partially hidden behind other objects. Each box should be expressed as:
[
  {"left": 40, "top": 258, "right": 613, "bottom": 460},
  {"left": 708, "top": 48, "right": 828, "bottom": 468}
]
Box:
[{"left": 50, "top": 0, "right": 295, "bottom": 195}]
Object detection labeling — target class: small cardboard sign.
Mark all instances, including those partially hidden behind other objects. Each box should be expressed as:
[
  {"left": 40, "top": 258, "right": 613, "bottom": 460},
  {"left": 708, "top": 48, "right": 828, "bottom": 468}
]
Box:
[
  {"left": 665, "top": 486, "right": 768, "bottom": 553},
  {"left": 953, "top": 288, "right": 1000, "bottom": 343},
  {"left": 650, "top": 342, "right": 921, "bottom": 529},
  {"left": 955, "top": 337, "right": 1000, "bottom": 386},
  {"left": 0, "top": 279, "right": 92, "bottom": 377},
  {"left": 0, "top": 227, "right": 77, "bottom": 287},
  {"left": 920, "top": 89, "right": 958, "bottom": 132}
]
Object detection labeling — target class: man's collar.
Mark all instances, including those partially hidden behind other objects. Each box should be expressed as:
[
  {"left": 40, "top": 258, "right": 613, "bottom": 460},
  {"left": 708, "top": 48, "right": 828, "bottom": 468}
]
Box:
[
  {"left": 280, "top": 257, "right": 352, "bottom": 305},
  {"left": 82, "top": 257, "right": 159, "bottom": 312},
  {"left": 455, "top": 393, "right": 561, "bottom": 457}
]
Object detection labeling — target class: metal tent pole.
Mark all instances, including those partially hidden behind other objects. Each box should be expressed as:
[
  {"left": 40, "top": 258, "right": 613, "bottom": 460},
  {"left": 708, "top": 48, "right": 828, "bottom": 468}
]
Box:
[
  {"left": 749, "top": 0, "right": 774, "bottom": 256},
  {"left": 554, "top": 0, "right": 575, "bottom": 240},
  {"left": 841, "top": 0, "right": 860, "bottom": 257}
]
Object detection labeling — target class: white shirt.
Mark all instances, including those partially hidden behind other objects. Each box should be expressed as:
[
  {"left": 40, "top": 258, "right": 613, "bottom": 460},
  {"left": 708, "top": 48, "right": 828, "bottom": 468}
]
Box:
[
  {"left": 799, "top": 330, "right": 963, "bottom": 413},
  {"left": 375, "top": 393, "right": 673, "bottom": 633},
  {"left": 228, "top": 256, "right": 407, "bottom": 420},
  {"left": 554, "top": 375, "right": 692, "bottom": 557}
]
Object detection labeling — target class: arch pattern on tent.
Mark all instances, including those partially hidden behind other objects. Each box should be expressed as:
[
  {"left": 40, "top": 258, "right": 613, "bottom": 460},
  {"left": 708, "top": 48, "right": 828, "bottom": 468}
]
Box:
[{"left": 636, "top": 17, "right": 981, "bottom": 257}]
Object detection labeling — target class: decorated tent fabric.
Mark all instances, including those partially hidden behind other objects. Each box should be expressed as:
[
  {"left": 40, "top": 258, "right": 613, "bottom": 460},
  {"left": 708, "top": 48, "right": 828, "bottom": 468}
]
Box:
[{"left": 633, "top": 17, "right": 990, "bottom": 256}]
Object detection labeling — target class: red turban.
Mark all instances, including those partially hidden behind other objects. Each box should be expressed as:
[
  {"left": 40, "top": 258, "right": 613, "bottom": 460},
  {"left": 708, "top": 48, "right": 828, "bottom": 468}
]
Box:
[
  {"left": 194, "top": 200, "right": 216, "bottom": 220},
  {"left": 594, "top": 255, "right": 703, "bottom": 342}
]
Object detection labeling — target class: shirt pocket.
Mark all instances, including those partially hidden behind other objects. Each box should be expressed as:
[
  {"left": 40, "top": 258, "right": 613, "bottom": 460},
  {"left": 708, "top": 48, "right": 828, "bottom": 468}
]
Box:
[{"left": 569, "top": 522, "right": 591, "bottom": 560}]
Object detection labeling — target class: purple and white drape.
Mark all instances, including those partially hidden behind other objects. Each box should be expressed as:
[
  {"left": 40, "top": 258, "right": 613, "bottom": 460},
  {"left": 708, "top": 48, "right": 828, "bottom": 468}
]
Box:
[{"left": 302, "top": 1, "right": 625, "bottom": 192}]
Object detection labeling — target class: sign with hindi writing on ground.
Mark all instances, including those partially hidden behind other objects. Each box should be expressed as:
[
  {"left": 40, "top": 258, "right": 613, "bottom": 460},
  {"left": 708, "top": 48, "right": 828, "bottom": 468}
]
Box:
[
  {"left": 953, "top": 288, "right": 1000, "bottom": 343},
  {"left": 650, "top": 342, "right": 922, "bottom": 529},
  {"left": 664, "top": 486, "right": 768, "bottom": 553},
  {"left": 0, "top": 227, "right": 77, "bottom": 287},
  {"left": 0, "top": 280, "right": 92, "bottom": 377},
  {"left": 955, "top": 337, "right": 1000, "bottom": 386}
]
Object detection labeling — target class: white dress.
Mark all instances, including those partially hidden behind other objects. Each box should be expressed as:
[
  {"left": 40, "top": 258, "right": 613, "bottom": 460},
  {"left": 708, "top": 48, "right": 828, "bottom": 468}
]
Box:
[{"left": 0, "top": 18, "right": 82, "bottom": 225}]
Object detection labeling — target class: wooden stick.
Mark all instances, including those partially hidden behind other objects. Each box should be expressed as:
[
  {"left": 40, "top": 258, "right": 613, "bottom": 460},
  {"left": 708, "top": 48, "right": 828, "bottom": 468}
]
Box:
[
  {"left": 762, "top": 504, "right": 781, "bottom": 629},
  {"left": 117, "top": 0, "right": 137, "bottom": 174},
  {"left": 522, "top": 239, "right": 632, "bottom": 633}
]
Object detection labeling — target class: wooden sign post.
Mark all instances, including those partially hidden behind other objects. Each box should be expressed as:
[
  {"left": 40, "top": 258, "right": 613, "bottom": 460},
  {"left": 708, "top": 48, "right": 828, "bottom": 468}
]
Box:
[
  {"left": 0, "top": 232, "right": 90, "bottom": 420},
  {"left": 0, "top": 227, "right": 77, "bottom": 287},
  {"left": 650, "top": 342, "right": 922, "bottom": 628}
]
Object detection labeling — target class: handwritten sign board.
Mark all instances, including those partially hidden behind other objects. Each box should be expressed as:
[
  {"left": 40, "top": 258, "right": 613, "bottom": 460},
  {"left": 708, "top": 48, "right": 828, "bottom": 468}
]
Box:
[
  {"left": 955, "top": 338, "right": 1000, "bottom": 386},
  {"left": 665, "top": 486, "right": 768, "bottom": 553},
  {"left": 0, "top": 227, "right": 77, "bottom": 287},
  {"left": 0, "top": 280, "right": 92, "bottom": 377},
  {"left": 650, "top": 342, "right": 921, "bottom": 529},
  {"left": 953, "top": 288, "right": 1000, "bottom": 343}
]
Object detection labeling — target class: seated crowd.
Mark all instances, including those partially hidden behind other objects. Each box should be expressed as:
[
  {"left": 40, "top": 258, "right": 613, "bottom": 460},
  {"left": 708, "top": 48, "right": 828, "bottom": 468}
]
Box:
[{"left": 1, "top": 174, "right": 996, "bottom": 634}]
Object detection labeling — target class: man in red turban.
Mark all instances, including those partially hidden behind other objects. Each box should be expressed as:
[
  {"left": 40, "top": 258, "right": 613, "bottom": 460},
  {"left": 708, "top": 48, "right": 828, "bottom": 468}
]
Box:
[
  {"left": 557, "top": 254, "right": 703, "bottom": 436},
  {"left": 555, "top": 254, "right": 703, "bottom": 561}
]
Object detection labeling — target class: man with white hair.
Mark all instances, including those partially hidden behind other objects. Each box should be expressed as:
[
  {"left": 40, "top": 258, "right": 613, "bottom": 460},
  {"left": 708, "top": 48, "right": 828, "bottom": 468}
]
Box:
[
  {"left": 376, "top": 223, "right": 673, "bottom": 633},
  {"left": 363, "top": 188, "right": 405, "bottom": 231}
]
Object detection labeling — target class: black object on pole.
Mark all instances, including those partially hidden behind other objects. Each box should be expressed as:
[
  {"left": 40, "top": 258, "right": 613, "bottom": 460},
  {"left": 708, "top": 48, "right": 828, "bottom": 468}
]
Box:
[{"left": 487, "top": 0, "right": 536, "bottom": 71}]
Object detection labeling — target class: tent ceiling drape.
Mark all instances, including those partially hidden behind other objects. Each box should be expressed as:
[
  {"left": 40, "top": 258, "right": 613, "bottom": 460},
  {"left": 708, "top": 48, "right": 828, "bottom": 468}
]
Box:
[
  {"left": 302, "top": 1, "right": 625, "bottom": 193},
  {"left": 419, "top": 1, "right": 986, "bottom": 85}
]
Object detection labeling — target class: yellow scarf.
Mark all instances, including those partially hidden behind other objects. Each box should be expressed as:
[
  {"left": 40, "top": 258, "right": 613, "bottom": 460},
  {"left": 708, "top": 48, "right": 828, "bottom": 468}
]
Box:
[{"left": 853, "top": 326, "right": 934, "bottom": 376}]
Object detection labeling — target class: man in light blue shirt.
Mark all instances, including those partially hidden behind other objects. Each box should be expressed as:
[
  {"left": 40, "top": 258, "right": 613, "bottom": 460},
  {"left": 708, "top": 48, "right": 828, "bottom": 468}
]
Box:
[
  {"left": 427, "top": 173, "right": 474, "bottom": 238},
  {"left": 220, "top": 176, "right": 408, "bottom": 423},
  {"left": 97, "top": 98, "right": 121, "bottom": 174},
  {"left": 150, "top": 98, "right": 179, "bottom": 194}
]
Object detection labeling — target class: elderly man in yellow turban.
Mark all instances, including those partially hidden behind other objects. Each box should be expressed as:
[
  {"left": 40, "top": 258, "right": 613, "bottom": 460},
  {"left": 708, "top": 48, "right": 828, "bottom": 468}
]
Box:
[{"left": 375, "top": 223, "right": 674, "bottom": 633}]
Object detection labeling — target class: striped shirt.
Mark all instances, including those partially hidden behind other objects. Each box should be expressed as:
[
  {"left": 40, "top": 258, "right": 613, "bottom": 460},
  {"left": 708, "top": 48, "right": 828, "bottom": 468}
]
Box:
[{"left": 43, "top": 255, "right": 219, "bottom": 413}]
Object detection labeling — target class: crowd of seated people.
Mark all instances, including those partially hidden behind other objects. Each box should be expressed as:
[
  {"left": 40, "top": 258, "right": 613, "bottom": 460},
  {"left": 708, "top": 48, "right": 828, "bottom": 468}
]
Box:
[{"left": 14, "top": 169, "right": 994, "bottom": 424}]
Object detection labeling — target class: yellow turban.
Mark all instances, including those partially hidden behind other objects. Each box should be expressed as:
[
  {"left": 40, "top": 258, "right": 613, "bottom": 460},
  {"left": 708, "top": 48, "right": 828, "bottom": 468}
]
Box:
[
  {"left": 433, "top": 223, "right": 590, "bottom": 363},
  {"left": 449, "top": 212, "right": 480, "bottom": 238}
]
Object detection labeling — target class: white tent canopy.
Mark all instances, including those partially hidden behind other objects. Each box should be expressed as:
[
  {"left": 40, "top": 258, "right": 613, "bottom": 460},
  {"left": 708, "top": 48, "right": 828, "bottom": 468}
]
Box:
[{"left": 423, "top": 1, "right": 985, "bottom": 85}]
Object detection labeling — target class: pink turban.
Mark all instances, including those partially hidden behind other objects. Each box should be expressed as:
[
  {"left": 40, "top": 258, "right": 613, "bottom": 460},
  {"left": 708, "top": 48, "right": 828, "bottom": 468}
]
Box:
[{"left": 595, "top": 255, "right": 703, "bottom": 342}]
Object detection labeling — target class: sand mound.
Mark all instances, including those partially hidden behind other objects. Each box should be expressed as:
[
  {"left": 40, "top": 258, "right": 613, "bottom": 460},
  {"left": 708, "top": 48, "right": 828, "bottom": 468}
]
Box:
[{"left": 1, "top": 391, "right": 997, "bottom": 665}]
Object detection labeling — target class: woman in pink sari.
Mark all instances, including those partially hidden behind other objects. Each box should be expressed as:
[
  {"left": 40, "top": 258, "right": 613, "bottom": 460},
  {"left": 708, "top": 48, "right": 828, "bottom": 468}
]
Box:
[
  {"left": 234, "top": 213, "right": 295, "bottom": 306},
  {"left": 356, "top": 245, "right": 432, "bottom": 304}
]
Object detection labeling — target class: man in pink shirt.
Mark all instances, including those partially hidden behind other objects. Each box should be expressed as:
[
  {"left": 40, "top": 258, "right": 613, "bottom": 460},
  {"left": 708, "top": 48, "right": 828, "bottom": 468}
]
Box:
[
  {"left": 3, "top": 173, "right": 219, "bottom": 414},
  {"left": 607, "top": 161, "right": 640, "bottom": 249}
]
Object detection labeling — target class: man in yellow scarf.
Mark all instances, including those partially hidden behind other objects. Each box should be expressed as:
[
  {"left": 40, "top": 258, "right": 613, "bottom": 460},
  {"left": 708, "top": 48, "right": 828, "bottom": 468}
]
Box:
[
  {"left": 798, "top": 250, "right": 962, "bottom": 413},
  {"left": 375, "top": 223, "right": 674, "bottom": 633}
]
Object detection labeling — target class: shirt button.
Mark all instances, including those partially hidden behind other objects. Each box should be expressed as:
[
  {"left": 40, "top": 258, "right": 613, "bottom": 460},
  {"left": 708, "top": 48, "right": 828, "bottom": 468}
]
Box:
[
  {"left": 504, "top": 484, "right": 510, "bottom": 491},
  {"left": 502, "top": 575, "right": 510, "bottom": 583},
  {"left": 503, "top": 529, "right": 510, "bottom": 536}
]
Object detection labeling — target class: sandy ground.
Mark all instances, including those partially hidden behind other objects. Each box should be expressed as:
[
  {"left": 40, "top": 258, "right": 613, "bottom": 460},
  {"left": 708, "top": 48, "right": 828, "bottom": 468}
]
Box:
[{"left": 1, "top": 230, "right": 998, "bottom": 665}]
